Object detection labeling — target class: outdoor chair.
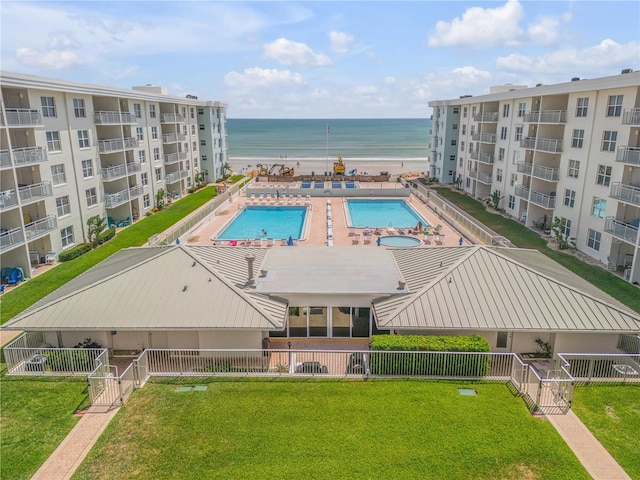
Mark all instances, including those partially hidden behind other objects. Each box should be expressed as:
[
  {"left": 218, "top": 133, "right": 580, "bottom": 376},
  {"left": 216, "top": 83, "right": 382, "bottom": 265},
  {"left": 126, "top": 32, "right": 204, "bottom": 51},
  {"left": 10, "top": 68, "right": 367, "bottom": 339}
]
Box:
[{"left": 45, "top": 252, "right": 57, "bottom": 264}]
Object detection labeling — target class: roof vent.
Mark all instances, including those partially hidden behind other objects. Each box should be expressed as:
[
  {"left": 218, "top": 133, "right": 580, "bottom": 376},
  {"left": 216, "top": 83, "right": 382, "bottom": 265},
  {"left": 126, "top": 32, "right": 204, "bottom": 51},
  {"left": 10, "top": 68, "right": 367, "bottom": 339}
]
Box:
[
  {"left": 536, "top": 83, "right": 543, "bottom": 87},
  {"left": 621, "top": 68, "right": 633, "bottom": 74},
  {"left": 259, "top": 269, "right": 268, "bottom": 277},
  {"left": 397, "top": 281, "right": 406, "bottom": 290},
  {"left": 571, "top": 77, "right": 580, "bottom": 81},
  {"left": 245, "top": 255, "right": 255, "bottom": 286}
]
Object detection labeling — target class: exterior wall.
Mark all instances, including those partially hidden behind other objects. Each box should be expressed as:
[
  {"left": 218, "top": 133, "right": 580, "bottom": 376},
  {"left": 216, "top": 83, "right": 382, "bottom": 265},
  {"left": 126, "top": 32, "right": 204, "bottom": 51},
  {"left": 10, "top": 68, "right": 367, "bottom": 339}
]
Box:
[
  {"left": 55, "top": 330, "right": 109, "bottom": 348},
  {"left": 198, "top": 330, "right": 263, "bottom": 349},
  {"left": 554, "top": 332, "right": 623, "bottom": 353},
  {"left": 197, "top": 104, "right": 227, "bottom": 183},
  {"left": 430, "top": 106, "right": 460, "bottom": 183}
]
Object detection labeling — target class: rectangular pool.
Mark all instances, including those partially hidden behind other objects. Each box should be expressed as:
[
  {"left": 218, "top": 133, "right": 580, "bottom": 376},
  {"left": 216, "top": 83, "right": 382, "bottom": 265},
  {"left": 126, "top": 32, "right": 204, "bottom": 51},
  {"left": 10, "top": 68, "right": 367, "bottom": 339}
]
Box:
[
  {"left": 216, "top": 206, "right": 308, "bottom": 240},
  {"left": 346, "top": 199, "right": 429, "bottom": 228}
]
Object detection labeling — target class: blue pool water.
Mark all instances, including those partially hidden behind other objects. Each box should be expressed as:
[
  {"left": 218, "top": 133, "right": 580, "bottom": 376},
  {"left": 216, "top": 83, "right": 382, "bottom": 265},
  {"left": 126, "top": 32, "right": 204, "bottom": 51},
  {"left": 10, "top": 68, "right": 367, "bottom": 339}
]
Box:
[
  {"left": 301, "top": 181, "right": 311, "bottom": 188},
  {"left": 217, "top": 206, "right": 307, "bottom": 240},
  {"left": 332, "top": 181, "right": 342, "bottom": 189},
  {"left": 345, "top": 181, "right": 356, "bottom": 189},
  {"left": 314, "top": 181, "right": 324, "bottom": 189},
  {"left": 379, "top": 235, "right": 421, "bottom": 247},
  {"left": 347, "top": 199, "right": 429, "bottom": 228}
]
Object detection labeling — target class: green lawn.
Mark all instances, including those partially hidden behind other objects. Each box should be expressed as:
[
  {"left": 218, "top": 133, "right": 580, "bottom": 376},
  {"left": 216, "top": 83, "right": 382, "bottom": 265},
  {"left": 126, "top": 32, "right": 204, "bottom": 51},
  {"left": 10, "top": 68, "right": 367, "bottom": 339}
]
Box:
[
  {"left": 572, "top": 385, "right": 640, "bottom": 480},
  {"left": 430, "top": 186, "right": 640, "bottom": 314},
  {"left": 73, "top": 380, "right": 589, "bottom": 480},
  {"left": 0, "top": 365, "right": 89, "bottom": 480},
  {"left": 1, "top": 186, "right": 219, "bottom": 325}
]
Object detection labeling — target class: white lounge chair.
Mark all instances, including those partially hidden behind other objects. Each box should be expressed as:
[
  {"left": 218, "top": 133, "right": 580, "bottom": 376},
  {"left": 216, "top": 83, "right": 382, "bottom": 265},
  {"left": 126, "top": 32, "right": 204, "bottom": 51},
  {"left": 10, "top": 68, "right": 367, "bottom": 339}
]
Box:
[
  {"left": 280, "top": 238, "right": 288, "bottom": 246},
  {"left": 352, "top": 234, "right": 361, "bottom": 245},
  {"left": 266, "top": 238, "right": 274, "bottom": 247},
  {"left": 363, "top": 234, "right": 372, "bottom": 245},
  {"left": 348, "top": 227, "right": 356, "bottom": 236},
  {"left": 254, "top": 237, "right": 263, "bottom": 247}
]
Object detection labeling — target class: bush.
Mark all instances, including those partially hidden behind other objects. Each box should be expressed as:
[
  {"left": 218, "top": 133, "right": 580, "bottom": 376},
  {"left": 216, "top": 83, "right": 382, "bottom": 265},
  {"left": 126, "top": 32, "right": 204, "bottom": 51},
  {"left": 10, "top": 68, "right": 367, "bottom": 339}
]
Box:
[
  {"left": 369, "top": 334, "right": 491, "bottom": 377},
  {"left": 58, "top": 243, "right": 92, "bottom": 262},
  {"left": 97, "top": 228, "right": 115, "bottom": 245}
]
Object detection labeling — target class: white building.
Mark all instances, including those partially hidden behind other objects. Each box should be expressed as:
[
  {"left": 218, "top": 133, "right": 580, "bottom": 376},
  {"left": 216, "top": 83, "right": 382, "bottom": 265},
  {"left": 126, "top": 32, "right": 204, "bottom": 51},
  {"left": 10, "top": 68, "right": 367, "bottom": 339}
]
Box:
[
  {"left": 429, "top": 69, "right": 640, "bottom": 284},
  {"left": 0, "top": 72, "right": 227, "bottom": 277}
]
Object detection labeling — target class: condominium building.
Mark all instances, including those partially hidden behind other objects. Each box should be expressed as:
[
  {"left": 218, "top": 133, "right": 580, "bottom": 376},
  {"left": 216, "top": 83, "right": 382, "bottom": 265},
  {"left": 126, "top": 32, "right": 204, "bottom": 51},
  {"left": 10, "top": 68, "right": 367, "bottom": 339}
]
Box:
[
  {"left": 0, "top": 71, "right": 227, "bottom": 277},
  {"left": 429, "top": 69, "right": 640, "bottom": 284}
]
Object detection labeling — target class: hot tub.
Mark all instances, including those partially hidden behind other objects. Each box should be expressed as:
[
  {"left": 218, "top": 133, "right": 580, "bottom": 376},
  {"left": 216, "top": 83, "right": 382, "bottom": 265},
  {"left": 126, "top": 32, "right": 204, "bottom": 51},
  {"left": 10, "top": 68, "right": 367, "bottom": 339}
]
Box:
[{"left": 379, "top": 235, "right": 421, "bottom": 247}]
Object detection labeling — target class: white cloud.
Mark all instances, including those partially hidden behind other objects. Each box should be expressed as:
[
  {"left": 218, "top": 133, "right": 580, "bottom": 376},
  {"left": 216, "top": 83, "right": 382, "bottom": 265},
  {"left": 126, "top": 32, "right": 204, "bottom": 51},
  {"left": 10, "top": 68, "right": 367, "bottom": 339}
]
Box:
[
  {"left": 224, "top": 67, "right": 306, "bottom": 89},
  {"left": 383, "top": 77, "right": 396, "bottom": 85},
  {"left": 329, "top": 30, "right": 354, "bottom": 54},
  {"left": 16, "top": 47, "right": 85, "bottom": 70},
  {"left": 354, "top": 85, "right": 378, "bottom": 95},
  {"left": 451, "top": 66, "right": 493, "bottom": 81},
  {"left": 263, "top": 38, "right": 331, "bottom": 67},
  {"left": 311, "top": 88, "right": 331, "bottom": 98}
]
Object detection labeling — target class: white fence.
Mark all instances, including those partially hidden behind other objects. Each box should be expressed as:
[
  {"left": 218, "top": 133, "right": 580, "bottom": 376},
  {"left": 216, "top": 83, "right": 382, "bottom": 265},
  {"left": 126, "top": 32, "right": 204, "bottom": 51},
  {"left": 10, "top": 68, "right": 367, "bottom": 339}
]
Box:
[{"left": 557, "top": 353, "right": 640, "bottom": 385}]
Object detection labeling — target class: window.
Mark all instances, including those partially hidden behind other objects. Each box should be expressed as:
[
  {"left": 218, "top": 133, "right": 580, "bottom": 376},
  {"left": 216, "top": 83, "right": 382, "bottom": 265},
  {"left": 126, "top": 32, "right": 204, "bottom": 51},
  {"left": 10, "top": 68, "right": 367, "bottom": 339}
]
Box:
[
  {"left": 460, "top": 141, "right": 465, "bottom": 152},
  {"left": 200, "top": 139, "right": 206, "bottom": 146},
  {"left": 190, "top": 108, "right": 195, "bottom": 119},
  {"left": 141, "top": 172, "right": 148, "bottom": 186},
  {"left": 496, "top": 332, "right": 509, "bottom": 349},
  {"left": 514, "top": 126, "right": 523, "bottom": 141},
  {"left": 453, "top": 107, "right": 459, "bottom": 114},
  {"left": 468, "top": 143, "right": 473, "bottom": 153},
  {"left": 81, "top": 159, "right": 93, "bottom": 178},
  {"left": 86, "top": 187, "right": 97, "bottom": 207},
  {"left": 576, "top": 97, "right": 589, "bottom": 117},
  {"left": 496, "top": 169, "right": 503, "bottom": 182},
  {"left": 596, "top": 165, "right": 612, "bottom": 186},
  {"left": 151, "top": 126, "right": 158, "bottom": 140},
  {"left": 560, "top": 218, "right": 572, "bottom": 237},
  {"left": 518, "top": 102, "right": 526, "bottom": 117},
  {"left": 51, "top": 164, "right": 66, "bottom": 185},
  {"left": 149, "top": 104, "right": 156, "bottom": 118},
  {"left": 192, "top": 141, "right": 197, "bottom": 151},
  {"left": 155, "top": 167, "right": 162, "bottom": 182},
  {"left": 199, "top": 124, "right": 205, "bottom": 131},
  {"left": 510, "top": 173, "right": 517, "bottom": 186},
  {"left": 136, "top": 127, "right": 144, "bottom": 141},
  {"left": 184, "top": 142, "right": 189, "bottom": 153},
  {"left": 134, "top": 104, "right": 142, "bottom": 118},
  {"left": 470, "top": 125, "right": 476, "bottom": 135},
  {"left": 466, "top": 177, "right": 471, "bottom": 188},
  {"left": 182, "top": 125, "right": 188, "bottom": 135},
  {"left": 73, "top": 98, "right": 86, "bottom": 118},
  {"left": 46, "top": 131, "right": 61, "bottom": 152},
  {"left": 77, "top": 130, "right": 90, "bottom": 148},
  {"left": 138, "top": 150, "right": 146, "bottom": 164},
  {"left": 143, "top": 194, "right": 150, "bottom": 209},
  {"left": 60, "top": 226, "right": 74, "bottom": 248},
  {"left": 602, "top": 131, "right": 617, "bottom": 152},
  {"left": 41, "top": 96, "right": 56, "bottom": 117},
  {"left": 508, "top": 195, "right": 515, "bottom": 209},
  {"left": 56, "top": 196, "right": 70, "bottom": 217},
  {"left": 571, "top": 129, "right": 584, "bottom": 148},
  {"left": 463, "top": 107, "right": 467, "bottom": 118},
  {"left": 449, "top": 155, "right": 456, "bottom": 163},
  {"left": 187, "top": 177, "right": 192, "bottom": 188},
  {"left": 568, "top": 159, "right": 580, "bottom": 178},
  {"left": 472, "top": 106, "right": 477, "bottom": 117},
  {"left": 153, "top": 147, "right": 160, "bottom": 161},
  {"left": 512, "top": 150, "right": 520, "bottom": 165},
  {"left": 461, "top": 125, "right": 466, "bottom": 135},
  {"left": 194, "top": 157, "right": 198, "bottom": 168},
  {"left": 564, "top": 189, "right": 576, "bottom": 208},
  {"left": 451, "top": 140, "right": 456, "bottom": 146},
  {"left": 459, "top": 158, "right": 463, "bottom": 167},
  {"left": 181, "top": 107, "right": 186, "bottom": 118},
  {"left": 201, "top": 155, "right": 207, "bottom": 163},
  {"left": 500, "top": 127, "right": 508, "bottom": 140},
  {"left": 592, "top": 197, "right": 607, "bottom": 217},
  {"left": 502, "top": 104, "right": 510, "bottom": 117},
  {"left": 587, "top": 229, "right": 601, "bottom": 251},
  {"left": 191, "top": 124, "right": 196, "bottom": 135},
  {"left": 498, "top": 148, "right": 505, "bottom": 162},
  {"left": 198, "top": 108, "right": 204, "bottom": 115},
  {"left": 607, "top": 95, "right": 623, "bottom": 117},
  {"left": 186, "top": 160, "right": 190, "bottom": 170}
]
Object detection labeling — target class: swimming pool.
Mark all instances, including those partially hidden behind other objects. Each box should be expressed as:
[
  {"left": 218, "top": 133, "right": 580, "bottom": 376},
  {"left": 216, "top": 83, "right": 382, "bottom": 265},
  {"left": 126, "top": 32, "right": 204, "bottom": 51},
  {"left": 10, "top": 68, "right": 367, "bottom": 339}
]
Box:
[
  {"left": 346, "top": 199, "right": 429, "bottom": 228},
  {"left": 216, "top": 206, "right": 307, "bottom": 240},
  {"left": 379, "top": 235, "right": 422, "bottom": 247}
]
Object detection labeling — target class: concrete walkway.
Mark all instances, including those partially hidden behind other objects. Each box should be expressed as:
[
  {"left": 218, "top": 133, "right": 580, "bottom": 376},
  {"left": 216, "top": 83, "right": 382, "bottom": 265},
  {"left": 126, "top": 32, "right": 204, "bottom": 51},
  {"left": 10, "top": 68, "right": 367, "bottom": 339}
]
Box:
[
  {"left": 31, "top": 405, "right": 120, "bottom": 480},
  {"left": 546, "top": 410, "right": 631, "bottom": 480}
]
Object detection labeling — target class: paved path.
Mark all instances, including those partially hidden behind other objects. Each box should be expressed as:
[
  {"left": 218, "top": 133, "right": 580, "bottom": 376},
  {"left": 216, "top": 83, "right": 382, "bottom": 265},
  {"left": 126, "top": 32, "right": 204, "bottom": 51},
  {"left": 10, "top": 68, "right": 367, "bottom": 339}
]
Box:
[
  {"left": 31, "top": 405, "right": 120, "bottom": 480},
  {"left": 546, "top": 410, "right": 631, "bottom": 480}
]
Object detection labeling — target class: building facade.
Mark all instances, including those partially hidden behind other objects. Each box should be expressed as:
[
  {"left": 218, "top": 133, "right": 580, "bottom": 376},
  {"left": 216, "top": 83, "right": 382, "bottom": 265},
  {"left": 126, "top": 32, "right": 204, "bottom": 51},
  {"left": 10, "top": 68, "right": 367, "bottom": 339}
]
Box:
[
  {"left": 429, "top": 70, "right": 640, "bottom": 284},
  {"left": 0, "top": 71, "right": 227, "bottom": 277}
]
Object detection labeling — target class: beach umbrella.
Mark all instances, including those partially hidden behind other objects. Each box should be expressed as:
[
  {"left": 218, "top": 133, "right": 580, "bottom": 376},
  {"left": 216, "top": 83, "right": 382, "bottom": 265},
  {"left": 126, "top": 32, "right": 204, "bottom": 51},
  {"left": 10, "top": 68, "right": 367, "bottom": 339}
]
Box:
[
  {"left": 287, "top": 236, "right": 293, "bottom": 246},
  {"left": 376, "top": 236, "right": 381, "bottom": 247}
]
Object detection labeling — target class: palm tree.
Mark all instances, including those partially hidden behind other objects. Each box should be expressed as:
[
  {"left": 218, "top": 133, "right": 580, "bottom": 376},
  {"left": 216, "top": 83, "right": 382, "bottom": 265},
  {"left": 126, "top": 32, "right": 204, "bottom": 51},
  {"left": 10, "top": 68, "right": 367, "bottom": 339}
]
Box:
[{"left": 86, "top": 215, "right": 107, "bottom": 248}]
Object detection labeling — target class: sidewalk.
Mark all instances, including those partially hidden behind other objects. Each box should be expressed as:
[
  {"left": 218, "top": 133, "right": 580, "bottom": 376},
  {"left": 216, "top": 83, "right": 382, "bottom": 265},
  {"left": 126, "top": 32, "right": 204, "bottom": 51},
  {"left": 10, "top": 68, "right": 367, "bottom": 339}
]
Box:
[
  {"left": 31, "top": 405, "right": 120, "bottom": 480},
  {"left": 546, "top": 410, "right": 631, "bottom": 480}
]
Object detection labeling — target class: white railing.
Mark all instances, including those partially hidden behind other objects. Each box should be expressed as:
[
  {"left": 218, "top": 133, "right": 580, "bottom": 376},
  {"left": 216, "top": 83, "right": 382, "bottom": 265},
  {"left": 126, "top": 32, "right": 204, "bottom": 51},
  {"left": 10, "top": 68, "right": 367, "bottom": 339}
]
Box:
[
  {"left": 94, "top": 111, "right": 136, "bottom": 124},
  {"left": 610, "top": 183, "right": 640, "bottom": 206},
  {"left": 164, "top": 152, "right": 187, "bottom": 164},
  {"left": 129, "top": 184, "right": 144, "bottom": 198},
  {"left": 162, "top": 133, "right": 187, "bottom": 143},
  {"left": 0, "top": 226, "right": 24, "bottom": 251},
  {"left": 104, "top": 188, "right": 130, "bottom": 208},
  {"left": 0, "top": 149, "right": 11, "bottom": 168},
  {"left": 476, "top": 172, "right": 492, "bottom": 184},
  {"left": 514, "top": 185, "right": 530, "bottom": 200},
  {"left": 557, "top": 353, "right": 640, "bottom": 385},
  {"left": 12, "top": 146, "right": 47, "bottom": 165},
  {"left": 529, "top": 190, "right": 556, "bottom": 209},
  {"left": 622, "top": 108, "right": 640, "bottom": 125},
  {"left": 476, "top": 152, "right": 495, "bottom": 164},
  {"left": 4, "top": 108, "right": 43, "bottom": 126},
  {"left": 0, "top": 188, "right": 18, "bottom": 209},
  {"left": 4, "top": 345, "right": 107, "bottom": 375},
  {"left": 531, "top": 164, "right": 559, "bottom": 181},
  {"left": 161, "top": 113, "right": 186, "bottom": 123},
  {"left": 524, "top": 110, "right": 567, "bottom": 123},
  {"left": 18, "top": 181, "right": 53, "bottom": 203},
  {"left": 165, "top": 170, "right": 188, "bottom": 183},
  {"left": 471, "top": 132, "right": 497, "bottom": 143},
  {"left": 604, "top": 217, "right": 639, "bottom": 244},
  {"left": 24, "top": 215, "right": 57, "bottom": 240},
  {"left": 473, "top": 112, "right": 498, "bottom": 122},
  {"left": 618, "top": 334, "right": 640, "bottom": 354},
  {"left": 98, "top": 137, "right": 137, "bottom": 153},
  {"left": 516, "top": 162, "right": 533, "bottom": 175},
  {"left": 616, "top": 146, "right": 640, "bottom": 165}
]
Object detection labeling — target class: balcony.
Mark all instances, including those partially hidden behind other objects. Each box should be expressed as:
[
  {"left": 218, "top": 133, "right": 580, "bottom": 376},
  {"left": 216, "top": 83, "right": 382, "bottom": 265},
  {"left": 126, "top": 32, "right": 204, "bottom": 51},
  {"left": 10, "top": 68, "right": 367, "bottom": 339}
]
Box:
[
  {"left": 514, "top": 185, "right": 530, "bottom": 200},
  {"left": 165, "top": 170, "right": 188, "bottom": 183},
  {"left": 101, "top": 162, "right": 142, "bottom": 181},
  {"left": 531, "top": 164, "right": 559, "bottom": 182},
  {"left": 164, "top": 152, "right": 187, "bottom": 164},
  {"left": 129, "top": 184, "right": 144, "bottom": 199},
  {"left": 610, "top": 183, "right": 640, "bottom": 207},
  {"left": 104, "top": 188, "right": 131, "bottom": 209},
  {"left": 529, "top": 190, "right": 556, "bottom": 209},
  {"left": 622, "top": 108, "right": 640, "bottom": 125},
  {"left": 476, "top": 152, "right": 495, "bottom": 164},
  {"left": 18, "top": 181, "right": 53, "bottom": 204},
  {"left": 94, "top": 111, "right": 136, "bottom": 124},
  {"left": 604, "top": 217, "right": 639, "bottom": 245},
  {"left": 0, "top": 150, "right": 11, "bottom": 169},
  {"left": 12, "top": 146, "right": 48, "bottom": 166},
  {"left": 161, "top": 113, "right": 186, "bottom": 123},
  {"left": 616, "top": 146, "right": 640, "bottom": 166},
  {"left": 162, "top": 133, "right": 187, "bottom": 144},
  {"left": 473, "top": 112, "right": 498, "bottom": 122},
  {"left": 0, "top": 227, "right": 25, "bottom": 252},
  {"left": 25, "top": 215, "right": 58, "bottom": 241},
  {"left": 98, "top": 137, "right": 138, "bottom": 153},
  {"left": 0, "top": 189, "right": 18, "bottom": 210},
  {"left": 476, "top": 172, "right": 493, "bottom": 184},
  {"left": 471, "top": 132, "right": 497, "bottom": 143},
  {"left": 468, "top": 170, "right": 478, "bottom": 179},
  {"left": 520, "top": 137, "right": 563, "bottom": 153},
  {"left": 516, "top": 162, "right": 533, "bottom": 175},
  {"left": 523, "top": 110, "right": 567, "bottom": 124},
  {"left": 4, "top": 109, "right": 43, "bottom": 127}
]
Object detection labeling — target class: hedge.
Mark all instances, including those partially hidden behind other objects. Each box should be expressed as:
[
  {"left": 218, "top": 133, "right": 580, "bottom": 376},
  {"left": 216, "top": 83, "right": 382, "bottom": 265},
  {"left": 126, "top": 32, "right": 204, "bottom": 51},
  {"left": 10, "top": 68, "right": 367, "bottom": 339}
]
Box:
[
  {"left": 369, "top": 334, "right": 491, "bottom": 377},
  {"left": 98, "top": 228, "right": 115, "bottom": 245},
  {"left": 58, "top": 243, "right": 92, "bottom": 262}
]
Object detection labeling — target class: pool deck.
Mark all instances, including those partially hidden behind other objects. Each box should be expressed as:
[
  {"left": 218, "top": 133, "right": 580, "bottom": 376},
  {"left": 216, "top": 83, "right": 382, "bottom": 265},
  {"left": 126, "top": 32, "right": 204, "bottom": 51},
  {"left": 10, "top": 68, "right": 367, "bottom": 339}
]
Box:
[{"left": 186, "top": 182, "right": 468, "bottom": 248}]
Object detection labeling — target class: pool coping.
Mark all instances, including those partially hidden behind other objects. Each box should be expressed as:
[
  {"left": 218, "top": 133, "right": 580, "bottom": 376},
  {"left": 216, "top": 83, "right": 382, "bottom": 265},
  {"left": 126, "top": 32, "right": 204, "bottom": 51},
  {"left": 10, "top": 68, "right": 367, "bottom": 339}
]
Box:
[
  {"left": 213, "top": 204, "right": 312, "bottom": 242},
  {"left": 343, "top": 198, "right": 431, "bottom": 229}
]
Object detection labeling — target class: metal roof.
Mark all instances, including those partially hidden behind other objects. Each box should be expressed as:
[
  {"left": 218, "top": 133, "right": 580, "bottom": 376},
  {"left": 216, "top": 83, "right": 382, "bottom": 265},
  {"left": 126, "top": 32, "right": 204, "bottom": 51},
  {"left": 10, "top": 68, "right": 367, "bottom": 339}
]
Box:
[{"left": 375, "top": 246, "right": 640, "bottom": 332}]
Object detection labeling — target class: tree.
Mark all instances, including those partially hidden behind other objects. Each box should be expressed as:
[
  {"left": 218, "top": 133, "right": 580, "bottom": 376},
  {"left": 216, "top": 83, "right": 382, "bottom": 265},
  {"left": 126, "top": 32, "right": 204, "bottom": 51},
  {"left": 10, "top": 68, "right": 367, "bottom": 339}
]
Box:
[
  {"left": 222, "top": 162, "right": 231, "bottom": 178},
  {"left": 453, "top": 175, "right": 463, "bottom": 190},
  {"left": 86, "top": 215, "right": 107, "bottom": 248},
  {"left": 550, "top": 216, "right": 576, "bottom": 250},
  {"left": 489, "top": 190, "right": 504, "bottom": 211}
]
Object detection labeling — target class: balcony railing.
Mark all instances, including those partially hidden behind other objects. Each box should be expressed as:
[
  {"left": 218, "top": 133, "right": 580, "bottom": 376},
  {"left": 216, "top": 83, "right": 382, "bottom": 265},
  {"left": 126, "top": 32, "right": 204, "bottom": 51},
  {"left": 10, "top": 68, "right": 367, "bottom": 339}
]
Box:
[
  {"left": 0, "top": 227, "right": 25, "bottom": 252},
  {"left": 4, "top": 109, "right": 43, "bottom": 127},
  {"left": 162, "top": 133, "right": 187, "bottom": 143},
  {"left": 0, "top": 189, "right": 18, "bottom": 210},
  {"left": 616, "top": 146, "right": 640, "bottom": 166},
  {"left": 165, "top": 170, "right": 189, "bottom": 183},
  {"left": 468, "top": 170, "right": 478, "bottom": 179},
  {"left": 514, "top": 185, "right": 530, "bottom": 200},
  {"left": 476, "top": 172, "right": 492, "bottom": 184},
  {"left": 622, "top": 108, "right": 640, "bottom": 125},
  {"left": 94, "top": 111, "right": 136, "bottom": 124},
  {"left": 101, "top": 162, "right": 142, "bottom": 181},
  {"left": 520, "top": 137, "right": 563, "bottom": 153},
  {"left": 516, "top": 162, "right": 533, "bottom": 175},
  {"left": 98, "top": 137, "right": 138, "bottom": 153},
  {"left": 609, "top": 183, "right": 640, "bottom": 207},
  {"left": 476, "top": 152, "right": 495, "bottom": 164},
  {"left": 129, "top": 184, "right": 144, "bottom": 199},
  {"left": 523, "top": 110, "right": 567, "bottom": 123},
  {"left": 104, "top": 188, "right": 131, "bottom": 209},
  {"left": 25, "top": 215, "right": 58, "bottom": 241},
  {"left": 531, "top": 164, "right": 559, "bottom": 182},
  {"left": 471, "top": 132, "right": 497, "bottom": 143},
  {"left": 164, "top": 152, "right": 187, "bottom": 164},
  {"left": 0, "top": 150, "right": 11, "bottom": 169},
  {"left": 18, "top": 181, "right": 53, "bottom": 204},
  {"left": 12, "top": 146, "right": 48, "bottom": 165},
  {"left": 529, "top": 190, "right": 556, "bottom": 209},
  {"left": 472, "top": 112, "right": 498, "bottom": 122},
  {"left": 604, "top": 217, "right": 639, "bottom": 244},
  {"left": 161, "top": 113, "right": 186, "bottom": 123}
]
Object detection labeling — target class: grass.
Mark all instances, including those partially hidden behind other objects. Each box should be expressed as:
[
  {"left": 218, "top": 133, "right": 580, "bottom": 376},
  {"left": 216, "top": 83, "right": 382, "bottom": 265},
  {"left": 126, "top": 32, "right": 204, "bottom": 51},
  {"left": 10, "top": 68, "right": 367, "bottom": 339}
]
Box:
[
  {"left": 430, "top": 186, "right": 640, "bottom": 314},
  {"left": 1, "top": 186, "right": 218, "bottom": 325},
  {"left": 0, "top": 364, "right": 90, "bottom": 480},
  {"left": 72, "top": 380, "right": 589, "bottom": 480},
  {"left": 572, "top": 385, "right": 640, "bottom": 480}
]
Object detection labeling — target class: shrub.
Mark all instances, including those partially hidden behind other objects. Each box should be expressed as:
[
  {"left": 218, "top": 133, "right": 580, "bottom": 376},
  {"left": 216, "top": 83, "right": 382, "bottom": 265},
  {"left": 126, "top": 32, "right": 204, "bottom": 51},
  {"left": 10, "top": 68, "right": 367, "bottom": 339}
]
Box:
[
  {"left": 44, "top": 348, "right": 95, "bottom": 372},
  {"left": 97, "top": 228, "right": 115, "bottom": 245},
  {"left": 58, "top": 243, "right": 92, "bottom": 262},
  {"left": 369, "top": 334, "right": 491, "bottom": 377}
]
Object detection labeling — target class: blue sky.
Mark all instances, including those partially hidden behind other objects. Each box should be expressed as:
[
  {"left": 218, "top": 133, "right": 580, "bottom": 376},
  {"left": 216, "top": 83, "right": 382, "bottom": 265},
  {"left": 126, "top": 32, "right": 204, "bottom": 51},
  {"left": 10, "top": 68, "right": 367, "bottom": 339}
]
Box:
[{"left": 1, "top": 1, "right": 638, "bottom": 118}]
